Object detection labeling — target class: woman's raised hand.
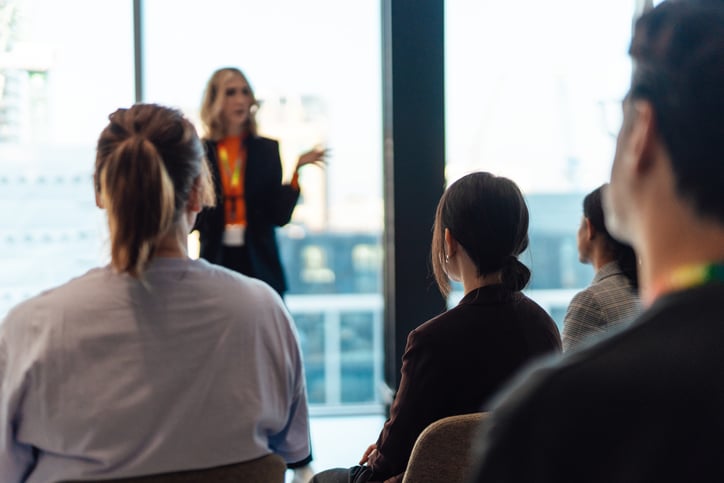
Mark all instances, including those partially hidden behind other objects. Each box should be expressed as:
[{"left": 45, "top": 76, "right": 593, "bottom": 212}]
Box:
[{"left": 295, "top": 147, "right": 328, "bottom": 171}]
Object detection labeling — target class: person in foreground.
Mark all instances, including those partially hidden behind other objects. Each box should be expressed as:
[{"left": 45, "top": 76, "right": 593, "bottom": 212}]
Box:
[
  {"left": 0, "top": 104, "right": 311, "bottom": 482},
  {"left": 313, "top": 172, "right": 561, "bottom": 483},
  {"left": 194, "top": 67, "right": 325, "bottom": 297},
  {"left": 562, "top": 183, "right": 640, "bottom": 351},
  {"left": 469, "top": 2, "right": 724, "bottom": 481}
]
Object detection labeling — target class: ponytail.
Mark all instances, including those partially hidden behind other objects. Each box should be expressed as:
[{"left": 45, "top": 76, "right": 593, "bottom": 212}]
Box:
[
  {"left": 614, "top": 244, "right": 639, "bottom": 290},
  {"left": 100, "top": 136, "right": 175, "bottom": 277},
  {"left": 95, "top": 104, "right": 211, "bottom": 278},
  {"left": 583, "top": 184, "right": 639, "bottom": 290}
]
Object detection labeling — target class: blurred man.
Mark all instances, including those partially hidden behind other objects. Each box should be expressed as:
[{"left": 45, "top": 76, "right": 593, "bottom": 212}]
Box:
[{"left": 468, "top": 1, "right": 724, "bottom": 481}]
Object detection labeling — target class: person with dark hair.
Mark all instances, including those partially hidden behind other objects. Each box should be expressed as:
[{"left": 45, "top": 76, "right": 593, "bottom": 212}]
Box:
[
  {"left": 562, "top": 183, "right": 641, "bottom": 351},
  {"left": 469, "top": 2, "right": 724, "bottom": 481},
  {"left": 0, "top": 104, "right": 312, "bottom": 481},
  {"left": 312, "top": 172, "right": 561, "bottom": 483},
  {"left": 193, "top": 67, "right": 325, "bottom": 297}
]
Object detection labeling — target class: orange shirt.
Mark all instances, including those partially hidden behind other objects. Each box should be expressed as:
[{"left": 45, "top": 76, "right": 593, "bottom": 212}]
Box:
[{"left": 217, "top": 135, "right": 247, "bottom": 226}]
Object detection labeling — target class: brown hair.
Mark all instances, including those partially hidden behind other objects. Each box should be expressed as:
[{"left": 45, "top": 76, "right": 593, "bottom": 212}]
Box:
[
  {"left": 95, "top": 103, "right": 215, "bottom": 277},
  {"left": 629, "top": 0, "right": 724, "bottom": 223},
  {"left": 583, "top": 184, "right": 638, "bottom": 288},
  {"left": 200, "top": 67, "right": 258, "bottom": 140},
  {"left": 431, "top": 172, "right": 531, "bottom": 297}
]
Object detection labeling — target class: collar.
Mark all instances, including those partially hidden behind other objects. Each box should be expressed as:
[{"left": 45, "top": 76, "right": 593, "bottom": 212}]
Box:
[
  {"left": 458, "top": 284, "right": 511, "bottom": 306},
  {"left": 593, "top": 261, "right": 625, "bottom": 283}
]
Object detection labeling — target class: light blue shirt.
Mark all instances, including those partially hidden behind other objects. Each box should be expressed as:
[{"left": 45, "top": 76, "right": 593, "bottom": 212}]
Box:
[{"left": 0, "top": 258, "right": 310, "bottom": 482}]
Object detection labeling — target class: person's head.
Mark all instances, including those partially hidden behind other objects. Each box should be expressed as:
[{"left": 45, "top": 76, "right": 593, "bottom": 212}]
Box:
[
  {"left": 94, "top": 103, "right": 215, "bottom": 278},
  {"left": 431, "top": 172, "right": 531, "bottom": 296},
  {"left": 200, "top": 67, "right": 258, "bottom": 140},
  {"left": 578, "top": 184, "right": 638, "bottom": 288},
  {"left": 605, "top": 0, "right": 724, "bottom": 243}
]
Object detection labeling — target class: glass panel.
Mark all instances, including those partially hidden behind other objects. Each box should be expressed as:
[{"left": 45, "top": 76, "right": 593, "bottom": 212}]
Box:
[
  {"left": 294, "top": 312, "right": 327, "bottom": 404},
  {"left": 0, "top": 0, "right": 134, "bottom": 318},
  {"left": 143, "top": 0, "right": 384, "bottom": 411},
  {"left": 445, "top": 0, "right": 636, "bottom": 329},
  {"left": 340, "top": 311, "right": 375, "bottom": 403}
]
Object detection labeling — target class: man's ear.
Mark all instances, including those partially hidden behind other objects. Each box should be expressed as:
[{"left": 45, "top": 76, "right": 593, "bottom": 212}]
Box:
[
  {"left": 585, "top": 218, "right": 596, "bottom": 241},
  {"left": 629, "top": 100, "right": 657, "bottom": 174}
]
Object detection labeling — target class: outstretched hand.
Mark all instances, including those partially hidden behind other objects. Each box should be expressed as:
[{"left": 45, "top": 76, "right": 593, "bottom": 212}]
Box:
[{"left": 295, "top": 147, "right": 328, "bottom": 171}]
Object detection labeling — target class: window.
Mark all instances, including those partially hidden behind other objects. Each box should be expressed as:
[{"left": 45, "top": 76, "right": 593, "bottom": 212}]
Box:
[
  {"left": 0, "top": 0, "right": 133, "bottom": 317},
  {"left": 1, "top": 0, "right": 384, "bottom": 414},
  {"left": 142, "top": 0, "right": 384, "bottom": 411},
  {"left": 445, "top": 0, "right": 636, "bottom": 328}
]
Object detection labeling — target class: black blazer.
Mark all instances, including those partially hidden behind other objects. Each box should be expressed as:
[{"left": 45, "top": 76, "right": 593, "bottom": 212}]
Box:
[
  {"left": 194, "top": 135, "right": 299, "bottom": 295},
  {"left": 368, "top": 285, "right": 562, "bottom": 481}
]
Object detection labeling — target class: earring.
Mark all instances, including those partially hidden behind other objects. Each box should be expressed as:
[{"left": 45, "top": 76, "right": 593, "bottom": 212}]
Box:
[{"left": 445, "top": 255, "right": 449, "bottom": 263}]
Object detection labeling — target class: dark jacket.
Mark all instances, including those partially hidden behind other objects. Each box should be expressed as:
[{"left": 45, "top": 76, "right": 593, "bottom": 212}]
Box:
[
  {"left": 368, "top": 285, "right": 562, "bottom": 481},
  {"left": 194, "top": 135, "right": 299, "bottom": 295},
  {"left": 469, "top": 282, "right": 724, "bottom": 483}
]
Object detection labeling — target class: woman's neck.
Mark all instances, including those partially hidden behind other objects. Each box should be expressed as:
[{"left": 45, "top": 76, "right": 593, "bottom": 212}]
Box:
[
  {"left": 224, "top": 124, "right": 246, "bottom": 139},
  {"left": 154, "top": 224, "right": 189, "bottom": 259},
  {"left": 461, "top": 262, "right": 502, "bottom": 295},
  {"left": 589, "top": 238, "right": 616, "bottom": 272}
]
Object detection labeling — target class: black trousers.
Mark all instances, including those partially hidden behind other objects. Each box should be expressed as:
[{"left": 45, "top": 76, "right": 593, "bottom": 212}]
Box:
[{"left": 311, "top": 465, "right": 375, "bottom": 483}]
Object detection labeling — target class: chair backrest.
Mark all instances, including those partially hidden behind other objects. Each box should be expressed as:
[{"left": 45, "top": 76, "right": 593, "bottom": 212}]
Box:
[
  {"left": 402, "top": 412, "right": 488, "bottom": 483},
  {"left": 60, "top": 453, "right": 287, "bottom": 483}
]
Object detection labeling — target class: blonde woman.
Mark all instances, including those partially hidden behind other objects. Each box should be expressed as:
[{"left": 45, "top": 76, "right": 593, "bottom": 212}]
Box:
[
  {"left": 194, "top": 67, "right": 325, "bottom": 296},
  {"left": 0, "top": 104, "right": 311, "bottom": 481}
]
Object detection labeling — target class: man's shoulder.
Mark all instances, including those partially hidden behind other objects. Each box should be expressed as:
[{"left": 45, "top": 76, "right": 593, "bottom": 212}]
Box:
[{"left": 494, "top": 283, "right": 724, "bottom": 413}]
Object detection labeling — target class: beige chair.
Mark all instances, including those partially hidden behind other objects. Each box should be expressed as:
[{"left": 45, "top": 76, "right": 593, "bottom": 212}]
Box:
[
  {"left": 401, "top": 412, "right": 488, "bottom": 483},
  {"left": 61, "top": 453, "right": 287, "bottom": 483}
]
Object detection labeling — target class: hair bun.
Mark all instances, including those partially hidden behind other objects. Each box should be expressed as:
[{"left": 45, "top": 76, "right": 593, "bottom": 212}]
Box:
[{"left": 500, "top": 256, "right": 531, "bottom": 291}]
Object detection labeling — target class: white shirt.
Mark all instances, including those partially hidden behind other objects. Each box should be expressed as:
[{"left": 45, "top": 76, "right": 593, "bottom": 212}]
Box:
[{"left": 0, "top": 258, "right": 310, "bottom": 482}]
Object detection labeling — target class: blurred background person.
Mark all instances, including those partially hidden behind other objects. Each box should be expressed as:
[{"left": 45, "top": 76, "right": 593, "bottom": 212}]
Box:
[
  {"left": 311, "top": 172, "right": 561, "bottom": 483},
  {"left": 194, "top": 67, "right": 325, "bottom": 297},
  {"left": 562, "top": 183, "right": 640, "bottom": 351},
  {"left": 0, "top": 104, "right": 311, "bottom": 481}
]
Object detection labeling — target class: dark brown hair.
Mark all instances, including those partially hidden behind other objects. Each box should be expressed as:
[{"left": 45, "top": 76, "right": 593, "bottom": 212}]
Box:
[
  {"left": 431, "top": 172, "right": 531, "bottom": 296},
  {"left": 95, "top": 103, "right": 215, "bottom": 277},
  {"left": 629, "top": 0, "right": 724, "bottom": 222},
  {"left": 584, "top": 184, "right": 638, "bottom": 288}
]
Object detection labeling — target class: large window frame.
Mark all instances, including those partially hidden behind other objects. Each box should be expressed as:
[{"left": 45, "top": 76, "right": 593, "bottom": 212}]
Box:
[{"left": 3, "top": 0, "right": 655, "bottom": 411}]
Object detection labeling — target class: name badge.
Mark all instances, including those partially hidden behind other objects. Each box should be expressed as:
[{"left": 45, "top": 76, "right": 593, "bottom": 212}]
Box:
[{"left": 222, "top": 224, "right": 246, "bottom": 246}]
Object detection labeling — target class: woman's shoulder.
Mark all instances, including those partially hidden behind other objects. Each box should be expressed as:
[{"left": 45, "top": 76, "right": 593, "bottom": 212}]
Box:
[
  {"left": 412, "top": 299, "right": 504, "bottom": 339},
  {"left": 188, "top": 258, "right": 277, "bottom": 296},
  {"left": 1, "top": 267, "right": 111, "bottom": 338},
  {"left": 248, "top": 135, "right": 279, "bottom": 148}
]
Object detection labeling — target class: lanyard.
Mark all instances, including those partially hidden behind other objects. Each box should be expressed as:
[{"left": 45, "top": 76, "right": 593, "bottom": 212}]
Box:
[
  {"left": 217, "top": 137, "right": 246, "bottom": 225},
  {"left": 218, "top": 144, "right": 242, "bottom": 189},
  {"left": 647, "top": 262, "right": 724, "bottom": 305}
]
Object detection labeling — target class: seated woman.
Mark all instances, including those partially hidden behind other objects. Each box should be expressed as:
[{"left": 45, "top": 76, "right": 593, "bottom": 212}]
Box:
[
  {"left": 562, "top": 183, "right": 641, "bottom": 351},
  {"left": 312, "top": 172, "right": 562, "bottom": 483},
  {"left": 0, "top": 104, "right": 311, "bottom": 481}
]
